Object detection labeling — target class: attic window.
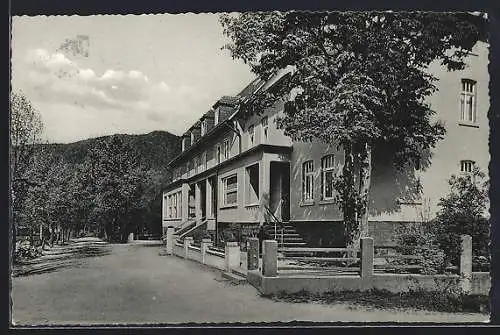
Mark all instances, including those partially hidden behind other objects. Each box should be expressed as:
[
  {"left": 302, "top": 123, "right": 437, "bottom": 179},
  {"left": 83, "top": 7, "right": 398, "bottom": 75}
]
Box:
[
  {"left": 214, "top": 109, "right": 219, "bottom": 125},
  {"left": 201, "top": 120, "right": 207, "bottom": 136}
]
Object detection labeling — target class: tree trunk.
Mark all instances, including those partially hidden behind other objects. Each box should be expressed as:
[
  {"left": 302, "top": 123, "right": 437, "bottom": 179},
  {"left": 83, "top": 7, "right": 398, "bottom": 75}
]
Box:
[
  {"left": 350, "top": 142, "right": 372, "bottom": 251},
  {"left": 342, "top": 142, "right": 357, "bottom": 248},
  {"left": 358, "top": 142, "right": 372, "bottom": 240}
]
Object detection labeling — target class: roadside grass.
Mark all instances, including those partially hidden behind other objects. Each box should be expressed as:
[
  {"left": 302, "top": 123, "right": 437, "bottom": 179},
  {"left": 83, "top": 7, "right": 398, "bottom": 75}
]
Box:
[{"left": 263, "top": 289, "right": 490, "bottom": 314}]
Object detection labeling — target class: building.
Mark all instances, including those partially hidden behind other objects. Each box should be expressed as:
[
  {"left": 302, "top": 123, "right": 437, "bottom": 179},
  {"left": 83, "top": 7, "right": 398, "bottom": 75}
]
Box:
[{"left": 162, "top": 40, "right": 489, "bottom": 247}]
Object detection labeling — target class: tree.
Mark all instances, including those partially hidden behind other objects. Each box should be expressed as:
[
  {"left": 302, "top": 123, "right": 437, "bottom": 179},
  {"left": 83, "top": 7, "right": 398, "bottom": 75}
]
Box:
[
  {"left": 10, "top": 91, "right": 44, "bottom": 255},
  {"left": 84, "top": 136, "right": 145, "bottom": 242},
  {"left": 220, "top": 11, "right": 486, "bottom": 248},
  {"left": 433, "top": 167, "right": 490, "bottom": 267}
]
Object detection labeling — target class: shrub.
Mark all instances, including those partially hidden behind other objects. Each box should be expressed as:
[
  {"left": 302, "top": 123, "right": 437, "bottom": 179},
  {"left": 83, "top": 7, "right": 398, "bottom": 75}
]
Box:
[
  {"left": 393, "top": 222, "right": 446, "bottom": 274},
  {"left": 433, "top": 167, "right": 490, "bottom": 267},
  {"left": 14, "top": 241, "right": 42, "bottom": 262}
]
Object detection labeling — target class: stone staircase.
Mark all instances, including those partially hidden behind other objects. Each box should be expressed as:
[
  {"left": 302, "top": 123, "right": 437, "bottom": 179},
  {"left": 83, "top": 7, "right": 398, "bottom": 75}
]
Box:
[{"left": 263, "top": 222, "right": 307, "bottom": 249}]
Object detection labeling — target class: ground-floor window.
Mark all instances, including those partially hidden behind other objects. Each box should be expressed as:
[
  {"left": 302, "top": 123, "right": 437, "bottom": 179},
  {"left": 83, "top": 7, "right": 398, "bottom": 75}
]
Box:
[
  {"left": 245, "top": 164, "right": 259, "bottom": 205},
  {"left": 222, "top": 174, "right": 238, "bottom": 207},
  {"left": 321, "top": 154, "right": 335, "bottom": 200},
  {"left": 167, "top": 191, "right": 182, "bottom": 218},
  {"left": 302, "top": 160, "right": 314, "bottom": 202}
]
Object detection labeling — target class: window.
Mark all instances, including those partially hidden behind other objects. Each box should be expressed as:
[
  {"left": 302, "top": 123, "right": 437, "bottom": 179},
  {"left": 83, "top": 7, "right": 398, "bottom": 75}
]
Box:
[
  {"left": 171, "top": 193, "right": 177, "bottom": 218},
  {"left": 246, "top": 164, "right": 259, "bottom": 204},
  {"left": 302, "top": 160, "right": 314, "bottom": 202},
  {"left": 194, "top": 156, "right": 199, "bottom": 174},
  {"left": 216, "top": 144, "right": 222, "bottom": 164},
  {"left": 460, "top": 79, "right": 477, "bottom": 123},
  {"left": 222, "top": 174, "right": 238, "bottom": 206},
  {"left": 460, "top": 160, "right": 475, "bottom": 173},
  {"left": 223, "top": 138, "right": 230, "bottom": 160},
  {"left": 321, "top": 155, "right": 335, "bottom": 200},
  {"left": 202, "top": 151, "right": 207, "bottom": 170},
  {"left": 187, "top": 160, "right": 192, "bottom": 177},
  {"left": 201, "top": 120, "right": 207, "bottom": 136},
  {"left": 190, "top": 132, "right": 195, "bottom": 144},
  {"left": 261, "top": 116, "right": 268, "bottom": 142},
  {"left": 248, "top": 125, "right": 255, "bottom": 146}
]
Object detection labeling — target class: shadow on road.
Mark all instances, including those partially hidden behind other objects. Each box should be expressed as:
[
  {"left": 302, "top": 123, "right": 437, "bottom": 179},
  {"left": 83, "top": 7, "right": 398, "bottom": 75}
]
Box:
[{"left": 12, "top": 240, "right": 112, "bottom": 277}]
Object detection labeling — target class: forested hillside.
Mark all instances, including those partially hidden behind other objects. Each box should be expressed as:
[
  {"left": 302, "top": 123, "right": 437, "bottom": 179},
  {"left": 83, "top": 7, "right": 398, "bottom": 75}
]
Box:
[{"left": 18, "top": 131, "right": 181, "bottom": 245}]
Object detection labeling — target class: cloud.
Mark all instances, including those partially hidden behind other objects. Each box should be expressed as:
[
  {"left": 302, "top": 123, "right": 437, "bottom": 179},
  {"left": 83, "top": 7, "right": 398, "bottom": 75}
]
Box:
[{"left": 22, "top": 48, "right": 207, "bottom": 129}]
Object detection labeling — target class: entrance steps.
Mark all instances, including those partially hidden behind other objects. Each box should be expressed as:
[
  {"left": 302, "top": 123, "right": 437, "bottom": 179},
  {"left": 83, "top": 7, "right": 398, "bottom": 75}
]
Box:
[{"left": 263, "top": 223, "right": 308, "bottom": 248}]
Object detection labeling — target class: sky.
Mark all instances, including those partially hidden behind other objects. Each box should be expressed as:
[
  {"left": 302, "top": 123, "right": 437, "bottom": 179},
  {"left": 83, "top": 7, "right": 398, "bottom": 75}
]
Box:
[{"left": 11, "top": 14, "right": 256, "bottom": 143}]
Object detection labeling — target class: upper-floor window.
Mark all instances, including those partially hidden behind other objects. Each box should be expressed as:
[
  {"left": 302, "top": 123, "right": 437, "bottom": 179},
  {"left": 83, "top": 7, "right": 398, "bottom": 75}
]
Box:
[
  {"left": 196, "top": 155, "right": 201, "bottom": 173},
  {"left": 248, "top": 125, "right": 255, "bottom": 146},
  {"left": 216, "top": 144, "right": 222, "bottom": 164},
  {"left": 190, "top": 131, "right": 196, "bottom": 144},
  {"left": 460, "top": 160, "right": 475, "bottom": 173},
  {"left": 321, "top": 155, "right": 335, "bottom": 200},
  {"left": 302, "top": 160, "right": 314, "bottom": 202},
  {"left": 223, "top": 138, "right": 230, "bottom": 160},
  {"left": 460, "top": 79, "right": 477, "bottom": 123},
  {"left": 222, "top": 174, "right": 238, "bottom": 207},
  {"left": 261, "top": 116, "right": 268, "bottom": 142},
  {"left": 202, "top": 151, "right": 207, "bottom": 170}
]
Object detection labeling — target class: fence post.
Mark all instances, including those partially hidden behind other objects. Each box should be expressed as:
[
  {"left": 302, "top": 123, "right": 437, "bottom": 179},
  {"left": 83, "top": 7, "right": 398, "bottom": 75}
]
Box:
[
  {"left": 459, "top": 234, "right": 472, "bottom": 294},
  {"left": 262, "top": 240, "right": 278, "bottom": 277},
  {"left": 127, "top": 233, "right": 134, "bottom": 243},
  {"left": 247, "top": 237, "right": 260, "bottom": 271},
  {"left": 165, "top": 226, "right": 175, "bottom": 255},
  {"left": 201, "top": 238, "right": 212, "bottom": 264},
  {"left": 360, "top": 237, "right": 374, "bottom": 279},
  {"left": 225, "top": 241, "right": 240, "bottom": 272},
  {"left": 184, "top": 237, "right": 194, "bottom": 259}
]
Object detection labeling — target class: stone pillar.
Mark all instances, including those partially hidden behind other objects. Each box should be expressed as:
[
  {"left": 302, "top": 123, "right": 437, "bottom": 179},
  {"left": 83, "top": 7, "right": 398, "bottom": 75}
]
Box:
[
  {"left": 127, "top": 233, "right": 134, "bottom": 243},
  {"left": 225, "top": 241, "right": 240, "bottom": 272},
  {"left": 195, "top": 182, "right": 202, "bottom": 220},
  {"left": 262, "top": 240, "right": 278, "bottom": 277},
  {"left": 247, "top": 237, "right": 260, "bottom": 271},
  {"left": 460, "top": 234, "right": 473, "bottom": 293},
  {"left": 181, "top": 183, "right": 190, "bottom": 222},
  {"left": 165, "top": 226, "right": 175, "bottom": 255},
  {"left": 184, "top": 237, "right": 194, "bottom": 259},
  {"left": 360, "top": 237, "right": 374, "bottom": 279},
  {"left": 260, "top": 155, "right": 271, "bottom": 203},
  {"left": 206, "top": 178, "right": 213, "bottom": 219},
  {"left": 201, "top": 238, "right": 212, "bottom": 264}
]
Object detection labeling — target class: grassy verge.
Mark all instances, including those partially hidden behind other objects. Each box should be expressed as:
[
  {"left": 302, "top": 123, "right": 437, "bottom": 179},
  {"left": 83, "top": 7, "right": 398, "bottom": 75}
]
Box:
[{"left": 263, "top": 289, "right": 490, "bottom": 314}]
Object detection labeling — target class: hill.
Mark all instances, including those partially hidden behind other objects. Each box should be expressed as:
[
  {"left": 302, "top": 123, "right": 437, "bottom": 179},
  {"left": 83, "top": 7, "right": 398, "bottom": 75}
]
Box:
[{"left": 39, "top": 130, "right": 181, "bottom": 171}]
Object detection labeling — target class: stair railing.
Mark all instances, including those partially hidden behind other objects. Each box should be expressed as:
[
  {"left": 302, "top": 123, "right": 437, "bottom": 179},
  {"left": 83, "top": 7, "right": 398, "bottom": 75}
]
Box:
[{"left": 263, "top": 200, "right": 284, "bottom": 248}]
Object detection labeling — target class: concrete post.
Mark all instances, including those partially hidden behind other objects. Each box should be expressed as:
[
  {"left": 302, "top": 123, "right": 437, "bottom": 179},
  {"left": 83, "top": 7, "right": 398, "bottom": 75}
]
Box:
[
  {"left": 165, "top": 226, "right": 175, "bottom": 255},
  {"left": 195, "top": 182, "right": 202, "bottom": 220},
  {"left": 206, "top": 178, "right": 213, "bottom": 219},
  {"left": 127, "top": 233, "right": 134, "bottom": 243},
  {"left": 184, "top": 237, "right": 194, "bottom": 259},
  {"left": 201, "top": 238, "right": 212, "bottom": 264},
  {"left": 460, "top": 234, "right": 473, "bottom": 293},
  {"left": 247, "top": 237, "right": 260, "bottom": 271},
  {"left": 262, "top": 240, "right": 278, "bottom": 277},
  {"left": 360, "top": 237, "right": 374, "bottom": 279},
  {"left": 181, "top": 183, "right": 190, "bottom": 222},
  {"left": 225, "top": 241, "right": 240, "bottom": 272}
]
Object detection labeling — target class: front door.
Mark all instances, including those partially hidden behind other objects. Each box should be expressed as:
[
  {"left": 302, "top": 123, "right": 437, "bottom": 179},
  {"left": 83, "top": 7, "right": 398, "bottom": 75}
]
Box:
[{"left": 269, "top": 162, "right": 290, "bottom": 222}]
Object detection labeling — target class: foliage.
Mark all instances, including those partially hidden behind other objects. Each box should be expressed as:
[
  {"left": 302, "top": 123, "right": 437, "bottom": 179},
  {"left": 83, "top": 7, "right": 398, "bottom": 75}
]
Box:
[
  {"left": 10, "top": 90, "right": 45, "bottom": 255},
  {"left": 432, "top": 167, "right": 490, "bottom": 267},
  {"left": 393, "top": 222, "right": 447, "bottom": 275},
  {"left": 14, "top": 241, "right": 43, "bottom": 262},
  {"left": 269, "top": 288, "right": 489, "bottom": 314},
  {"left": 220, "top": 11, "right": 485, "bottom": 246}
]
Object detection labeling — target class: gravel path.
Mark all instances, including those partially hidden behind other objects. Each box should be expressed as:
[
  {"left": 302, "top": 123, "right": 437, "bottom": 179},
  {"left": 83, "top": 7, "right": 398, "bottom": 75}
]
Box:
[{"left": 11, "top": 240, "right": 488, "bottom": 325}]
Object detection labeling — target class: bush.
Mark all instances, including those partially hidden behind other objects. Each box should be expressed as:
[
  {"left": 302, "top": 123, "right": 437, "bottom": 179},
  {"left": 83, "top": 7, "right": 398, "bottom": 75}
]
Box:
[
  {"left": 14, "top": 241, "right": 42, "bottom": 262},
  {"left": 393, "top": 222, "right": 446, "bottom": 274},
  {"left": 433, "top": 168, "right": 489, "bottom": 267}
]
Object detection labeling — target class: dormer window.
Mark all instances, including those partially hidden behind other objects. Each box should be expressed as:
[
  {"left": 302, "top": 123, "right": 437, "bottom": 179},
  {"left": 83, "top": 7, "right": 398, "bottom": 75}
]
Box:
[
  {"left": 201, "top": 119, "right": 207, "bottom": 136},
  {"left": 182, "top": 136, "right": 191, "bottom": 151},
  {"left": 214, "top": 109, "right": 219, "bottom": 125},
  {"left": 190, "top": 132, "right": 195, "bottom": 144}
]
